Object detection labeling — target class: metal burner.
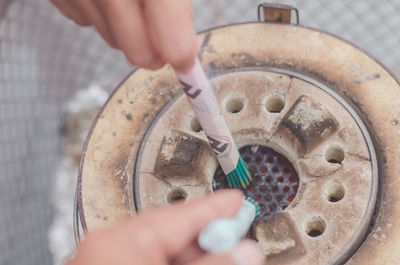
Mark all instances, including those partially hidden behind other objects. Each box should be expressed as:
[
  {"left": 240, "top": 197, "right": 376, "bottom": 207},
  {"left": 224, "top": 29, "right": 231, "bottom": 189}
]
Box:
[{"left": 214, "top": 145, "right": 299, "bottom": 223}]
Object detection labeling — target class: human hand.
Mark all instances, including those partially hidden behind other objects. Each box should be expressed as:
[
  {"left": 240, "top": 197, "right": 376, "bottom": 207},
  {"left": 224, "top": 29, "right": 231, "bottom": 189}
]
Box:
[
  {"left": 51, "top": 0, "right": 198, "bottom": 71},
  {"left": 67, "top": 190, "right": 265, "bottom": 265}
]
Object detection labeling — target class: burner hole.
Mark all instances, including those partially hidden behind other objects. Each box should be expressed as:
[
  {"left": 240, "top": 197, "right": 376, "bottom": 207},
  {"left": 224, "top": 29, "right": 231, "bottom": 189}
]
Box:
[
  {"left": 266, "top": 176, "right": 272, "bottom": 182},
  {"left": 277, "top": 176, "right": 284, "bottom": 182},
  {"left": 269, "top": 204, "right": 277, "bottom": 211},
  {"left": 325, "top": 145, "right": 344, "bottom": 164},
  {"left": 283, "top": 186, "right": 290, "bottom": 192},
  {"left": 265, "top": 94, "right": 285, "bottom": 113},
  {"left": 267, "top": 157, "right": 274, "bottom": 163},
  {"left": 276, "top": 195, "right": 283, "bottom": 201},
  {"left": 325, "top": 182, "right": 345, "bottom": 202},
  {"left": 167, "top": 188, "right": 187, "bottom": 204},
  {"left": 265, "top": 195, "right": 272, "bottom": 201},
  {"left": 189, "top": 117, "right": 202, "bottom": 132},
  {"left": 272, "top": 185, "right": 278, "bottom": 192},
  {"left": 283, "top": 167, "right": 290, "bottom": 173},
  {"left": 260, "top": 167, "right": 267, "bottom": 173},
  {"left": 255, "top": 156, "right": 262, "bottom": 163},
  {"left": 305, "top": 217, "right": 326, "bottom": 237},
  {"left": 281, "top": 204, "right": 288, "bottom": 210},
  {"left": 225, "top": 96, "right": 244, "bottom": 114},
  {"left": 272, "top": 167, "right": 279, "bottom": 173},
  {"left": 259, "top": 185, "right": 267, "bottom": 192}
]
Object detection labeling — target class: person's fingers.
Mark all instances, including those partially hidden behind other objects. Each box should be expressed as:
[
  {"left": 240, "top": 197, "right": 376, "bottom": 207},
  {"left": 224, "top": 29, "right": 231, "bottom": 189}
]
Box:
[
  {"left": 51, "top": 0, "right": 91, "bottom": 26},
  {"left": 94, "top": 0, "right": 161, "bottom": 69},
  {"left": 172, "top": 243, "right": 204, "bottom": 265},
  {"left": 188, "top": 240, "right": 265, "bottom": 265},
  {"left": 68, "top": 227, "right": 166, "bottom": 265},
  {"left": 71, "top": 0, "right": 118, "bottom": 49},
  {"left": 52, "top": 0, "right": 195, "bottom": 70},
  {"left": 143, "top": 0, "right": 198, "bottom": 71},
  {"left": 134, "top": 190, "right": 242, "bottom": 257}
]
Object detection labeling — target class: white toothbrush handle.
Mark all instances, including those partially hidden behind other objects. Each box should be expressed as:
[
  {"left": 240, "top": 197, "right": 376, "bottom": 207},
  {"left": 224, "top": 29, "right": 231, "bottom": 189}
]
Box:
[{"left": 197, "top": 199, "right": 256, "bottom": 253}]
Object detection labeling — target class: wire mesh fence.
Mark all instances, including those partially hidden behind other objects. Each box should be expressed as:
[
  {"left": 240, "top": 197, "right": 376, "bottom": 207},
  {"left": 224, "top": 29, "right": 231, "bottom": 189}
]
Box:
[{"left": 0, "top": 0, "right": 399, "bottom": 264}]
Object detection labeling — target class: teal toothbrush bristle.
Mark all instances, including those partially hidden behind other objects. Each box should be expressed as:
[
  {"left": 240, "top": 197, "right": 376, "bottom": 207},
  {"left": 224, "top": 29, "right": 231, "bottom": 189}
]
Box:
[
  {"left": 245, "top": 197, "right": 260, "bottom": 216},
  {"left": 226, "top": 156, "right": 252, "bottom": 189}
]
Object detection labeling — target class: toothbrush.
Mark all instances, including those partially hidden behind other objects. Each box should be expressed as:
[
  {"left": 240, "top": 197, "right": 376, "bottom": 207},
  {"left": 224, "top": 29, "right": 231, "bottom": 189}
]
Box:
[
  {"left": 176, "top": 58, "right": 252, "bottom": 189},
  {"left": 198, "top": 197, "right": 260, "bottom": 253}
]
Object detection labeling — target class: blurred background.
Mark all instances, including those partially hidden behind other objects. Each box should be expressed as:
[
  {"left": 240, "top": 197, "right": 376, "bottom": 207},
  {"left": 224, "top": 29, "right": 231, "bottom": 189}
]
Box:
[{"left": 0, "top": 0, "right": 399, "bottom": 264}]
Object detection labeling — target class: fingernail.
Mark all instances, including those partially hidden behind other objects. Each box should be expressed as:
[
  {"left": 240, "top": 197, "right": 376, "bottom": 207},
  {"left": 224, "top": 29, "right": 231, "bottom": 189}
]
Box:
[{"left": 231, "top": 241, "right": 265, "bottom": 265}]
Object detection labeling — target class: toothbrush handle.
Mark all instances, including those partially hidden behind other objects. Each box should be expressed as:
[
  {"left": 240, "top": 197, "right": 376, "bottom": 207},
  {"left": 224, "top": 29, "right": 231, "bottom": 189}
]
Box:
[{"left": 176, "top": 58, "right": 239, "bottom": 174}]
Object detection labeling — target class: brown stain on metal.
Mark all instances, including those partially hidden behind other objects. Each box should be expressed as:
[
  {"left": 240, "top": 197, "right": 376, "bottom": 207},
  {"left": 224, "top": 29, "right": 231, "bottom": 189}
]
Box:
[
  {"left": 231, "top": 52, "right": 263, "bottom": 65},
  {"left": 109, "top": 147, "right": 134, "bottom": 211},
  {"left": 125, "top": 114, "right": 132, "bottom": 120},
  {"left": 154, "top": 130, "right": 212, "bottom": 178},
  {"left": 254, "top": 213, "right": 306, "bottom": 263},
  {"left": 278, "top": 96, "right": 338, "bottom": 155},
  {"left": 141, "top": 113, "right": 150, "bottom": 123}
]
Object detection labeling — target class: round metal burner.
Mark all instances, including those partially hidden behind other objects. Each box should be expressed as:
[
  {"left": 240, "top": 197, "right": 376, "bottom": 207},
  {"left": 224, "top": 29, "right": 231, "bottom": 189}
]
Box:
[
  {"left": 130, "top": 70, "right": 377, "bottom": 265},
  {"left": 78, "top": 23, "right": 400, "bottom": 265},
  {"left": 213, "top": 145, "right": 299, "bottom": 223}
]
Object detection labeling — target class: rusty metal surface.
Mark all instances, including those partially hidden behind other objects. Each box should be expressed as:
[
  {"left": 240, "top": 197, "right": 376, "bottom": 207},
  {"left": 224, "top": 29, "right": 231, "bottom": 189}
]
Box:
[
  {"left": 258, "top": 3, "right": 294, "bottom": 24},
  {"left": 79, "top": 23, "right": 400, "bottom": 264},
  {"left": 155, "top": 130, "right": 212, "bottom": 178},
  {"left": 277, "top": 95, "right": 339, "bottom": 155},
  {"left": 255, "top": 213, "right": 305, "bottom": 262},
  {"left": 197, "top": 23, "right": 400, "bottom": 265},
  {"left": 134, "top": 69, "right": 375, "bottom": 265},
  {"left": 78, "top": 67, "right": 182, "bottom": 229}
]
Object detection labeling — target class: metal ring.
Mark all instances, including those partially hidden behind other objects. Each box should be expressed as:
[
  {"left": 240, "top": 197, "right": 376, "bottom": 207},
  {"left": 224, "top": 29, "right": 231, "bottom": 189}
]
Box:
[{"left": 73, "top": 187, "right": 82, "bottom": 246}]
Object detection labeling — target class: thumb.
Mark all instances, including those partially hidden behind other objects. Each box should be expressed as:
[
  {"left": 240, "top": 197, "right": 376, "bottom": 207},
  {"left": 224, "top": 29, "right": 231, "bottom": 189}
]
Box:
[{"left": 188, "top": 240, "right": 265, "bottom": 265}]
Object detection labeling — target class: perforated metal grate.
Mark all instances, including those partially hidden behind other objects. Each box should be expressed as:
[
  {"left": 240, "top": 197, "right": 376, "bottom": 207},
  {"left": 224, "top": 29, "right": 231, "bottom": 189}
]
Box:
[{"left": 213, "top": 145, "right": 299, "bottom": 223}]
